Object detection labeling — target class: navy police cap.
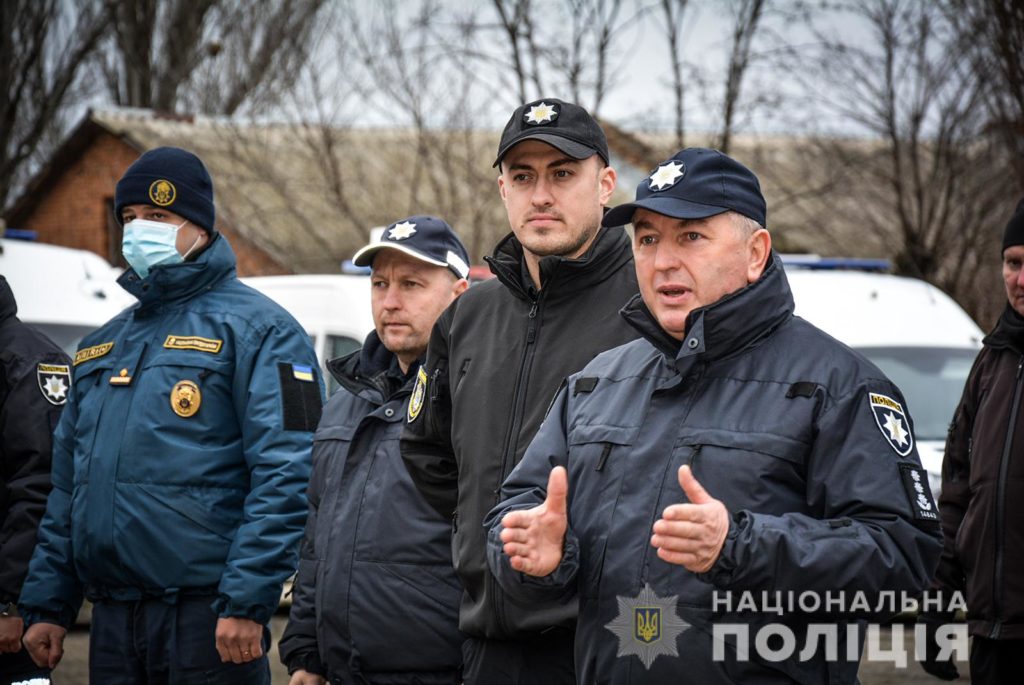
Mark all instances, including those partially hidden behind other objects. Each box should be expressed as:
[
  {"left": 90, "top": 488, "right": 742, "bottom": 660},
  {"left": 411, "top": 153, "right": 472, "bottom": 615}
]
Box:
[
  {"left": 352, "top": 215, "right": 470, "bottom": 280},
  {"left": 603, "top": 147, "right": 767, "bottom": 229}
]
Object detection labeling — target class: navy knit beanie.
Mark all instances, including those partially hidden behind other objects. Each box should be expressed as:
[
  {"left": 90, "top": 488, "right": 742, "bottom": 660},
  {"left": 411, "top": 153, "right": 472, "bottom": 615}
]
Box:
[
  {"left": 1002, "top": 198, "right": 1024, "bottom": 254},
  {"left": 115, "top": 147, "right": 216, "bottom": 234}
]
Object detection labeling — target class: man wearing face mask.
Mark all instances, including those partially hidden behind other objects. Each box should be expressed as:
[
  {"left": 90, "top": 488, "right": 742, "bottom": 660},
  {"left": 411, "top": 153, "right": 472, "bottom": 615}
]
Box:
[{"left": 18, "top": 147, "right": 322, "bottom": 684}]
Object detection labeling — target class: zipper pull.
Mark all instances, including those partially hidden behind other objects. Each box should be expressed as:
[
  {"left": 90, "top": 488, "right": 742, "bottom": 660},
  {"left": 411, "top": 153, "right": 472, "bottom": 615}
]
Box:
[
  {"left": 528, "top": 300, "right": 539, "bottom": 319},
  {"left": 595, "top": 443, "right": 612, "bottom": 471}
]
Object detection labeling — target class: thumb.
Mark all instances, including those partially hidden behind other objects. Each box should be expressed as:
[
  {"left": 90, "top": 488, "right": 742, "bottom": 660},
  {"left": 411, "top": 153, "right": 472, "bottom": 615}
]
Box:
[
  {"left": 678, "top": 465, "right": 712, "bottom": 504},
  {"left": 545, "top": 466, "right": 569, "bottom": 516}
]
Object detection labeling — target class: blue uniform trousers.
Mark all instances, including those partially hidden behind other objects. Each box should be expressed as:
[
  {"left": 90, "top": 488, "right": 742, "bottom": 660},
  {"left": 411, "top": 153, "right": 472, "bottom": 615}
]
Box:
[{"left": 89, "top": 596, "right": 270, "bottom": 685}]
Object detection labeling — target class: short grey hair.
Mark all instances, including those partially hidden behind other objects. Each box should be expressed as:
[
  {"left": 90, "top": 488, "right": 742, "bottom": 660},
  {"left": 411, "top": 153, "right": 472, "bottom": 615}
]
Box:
[{"left": 729, "top": 211, "right": 763, "bottom": 237}]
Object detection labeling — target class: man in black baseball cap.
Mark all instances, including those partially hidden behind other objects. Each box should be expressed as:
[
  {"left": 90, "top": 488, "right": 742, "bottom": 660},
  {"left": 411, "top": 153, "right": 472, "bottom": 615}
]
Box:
[
  {"left": 485, "top": 149, "right": 941, "bottom": 681},
  {"left": 280, "top": 215, "right": 469, "bottom": 684},
  {"left": 401, "top": 99, "right": 639, "bottom": 685}
]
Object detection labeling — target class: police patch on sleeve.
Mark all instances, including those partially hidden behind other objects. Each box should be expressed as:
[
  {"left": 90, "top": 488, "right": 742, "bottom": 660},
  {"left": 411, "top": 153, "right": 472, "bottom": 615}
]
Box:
[
  {"left": 868, "top": 392, "right": 914, "bottom": 456},
  {"left": 37, "top": 363, "right": 71, "bottom": 405},
  {"left": 898, "top": 464, "right": 939, "bottom": 523},
  {"left": 408, "top": 367, "right": 428, "bottom": 423}
]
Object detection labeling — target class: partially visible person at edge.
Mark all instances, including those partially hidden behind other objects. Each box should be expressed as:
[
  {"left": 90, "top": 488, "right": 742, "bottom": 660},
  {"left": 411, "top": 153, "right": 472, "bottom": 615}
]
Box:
[
  {"left": 18, "top": 147, "right": 322, "bottom": 684},
  {"left": 400, "top": 98, "right": 640, "bottom": 684},
  {"left": 280, "top": 216, "right": 470, "bottom": 685},
  {"left": 0, "top": 276, "right": 71, "bottom": 685},
  {"left": 485, "top": 147, "right": 943, "bottom": 684},
  {"left": 918, "top": 197, "right": 1024, "bottom": 683}
]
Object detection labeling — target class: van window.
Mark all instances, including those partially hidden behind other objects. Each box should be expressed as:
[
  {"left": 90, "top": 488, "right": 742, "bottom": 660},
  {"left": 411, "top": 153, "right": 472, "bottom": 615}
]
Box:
[
  {"left": 857, "top": 347, "right": 978, "bottom": 441},
  {"left": 324, "top": 335, "right": 362, "bottom": 394}
]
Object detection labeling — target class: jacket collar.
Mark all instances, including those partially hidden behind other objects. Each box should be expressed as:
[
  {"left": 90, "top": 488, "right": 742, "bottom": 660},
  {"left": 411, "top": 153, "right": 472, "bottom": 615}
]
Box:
[
  {"left": 621, "top": 252, "right": 794, "bottom": 368},
  {"left": 328, "top": 330, "right": 417, "bottom": 404},
  {"left": 983, "top": 303, "right": 1024, "bottom": 355},
  {"left": 0, "top": 275, "right": 16, "bottom": 322},
  {"left": 484, "top": 224, "right": 633, "bottom": 303},
  {"left": 117, "top": 234, "right": 236, "bottom": 312}
]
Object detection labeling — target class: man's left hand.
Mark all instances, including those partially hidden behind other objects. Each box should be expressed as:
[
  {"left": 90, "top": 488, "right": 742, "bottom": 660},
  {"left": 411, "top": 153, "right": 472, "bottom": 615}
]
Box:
[
  {"left": 651, "top": 465, "right": 729, "bottom": 573},
  {"left": 215, "top": 617, "right": 263, "bottom": 664},
  {"left": 0, "top": 615, "right": 24, "bottom": 653}
]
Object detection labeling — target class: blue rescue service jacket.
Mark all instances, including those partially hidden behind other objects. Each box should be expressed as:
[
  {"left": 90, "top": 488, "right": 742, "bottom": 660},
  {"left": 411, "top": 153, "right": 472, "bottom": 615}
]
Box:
[
  {"left": 486, "top": 254, "right": 943, "bottom": 684},
  {"left": 19, "top": 235, "right": 322, "bottom": 628}
]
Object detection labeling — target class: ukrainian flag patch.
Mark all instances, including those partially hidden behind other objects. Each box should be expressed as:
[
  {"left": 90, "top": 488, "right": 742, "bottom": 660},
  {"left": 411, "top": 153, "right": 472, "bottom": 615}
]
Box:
[{"left": 292, "top": 364, "right": 315, "bottom": 382}]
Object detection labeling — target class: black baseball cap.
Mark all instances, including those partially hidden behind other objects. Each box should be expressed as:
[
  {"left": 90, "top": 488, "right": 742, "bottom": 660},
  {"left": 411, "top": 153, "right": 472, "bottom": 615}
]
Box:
[
  {"left": 493, "top": 98, "right": 609, "bottom": 168},
  {"left": 352, "top": 215, "right": 470, "bottom": 279},
  {"left": 603, "top": 148, "right": 767, "bottom": 228}
]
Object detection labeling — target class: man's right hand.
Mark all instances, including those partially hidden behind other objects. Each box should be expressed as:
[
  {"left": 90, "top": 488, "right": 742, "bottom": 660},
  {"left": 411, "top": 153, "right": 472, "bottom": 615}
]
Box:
[
  {"left": 499, "top": 466, "right": 569, "bottom": 577},
  {"left": 288, "top": 669, "right": 326, "bottom": 685},
  {"left": 22, "top": 621, "right": 67, "bottom": 669},
  {"left": 0, "top": 615, "right": 24, "bottom": 653}
]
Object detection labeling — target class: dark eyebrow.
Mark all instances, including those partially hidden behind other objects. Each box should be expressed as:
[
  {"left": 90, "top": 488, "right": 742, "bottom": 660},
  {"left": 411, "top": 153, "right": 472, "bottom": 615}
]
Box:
[{"left": 507, "top": 157, "right": 580, "bottom": 172}]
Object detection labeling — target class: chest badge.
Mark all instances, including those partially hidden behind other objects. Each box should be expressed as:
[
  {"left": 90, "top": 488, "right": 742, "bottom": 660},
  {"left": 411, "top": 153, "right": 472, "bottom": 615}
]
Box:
[
  {"left": 408, "top": 367, "right": 428, "bottom": 423},
  {"left": 171, "top": 380, "right": 201, "bottom": 418},
  {"left": 605, "top": 583, "right": 690, "bottom": 669}
]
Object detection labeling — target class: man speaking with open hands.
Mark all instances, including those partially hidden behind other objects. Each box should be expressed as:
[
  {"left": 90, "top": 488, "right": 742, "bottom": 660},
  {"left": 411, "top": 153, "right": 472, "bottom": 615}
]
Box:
[{"left": 485, "top": 148, "right": 942, "bottom": 684}]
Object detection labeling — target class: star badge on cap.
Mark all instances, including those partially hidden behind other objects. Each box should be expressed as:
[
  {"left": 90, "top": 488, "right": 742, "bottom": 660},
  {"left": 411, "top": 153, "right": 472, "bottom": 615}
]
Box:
[
  {"left": 524, "top": 102, "right": 558, "bottom": 126},
  {"left": 388, "top": 221, "right": 417, "bottom": 240},
  {"left": 648, "top": 161, "right": 685, "bottom": 191}
]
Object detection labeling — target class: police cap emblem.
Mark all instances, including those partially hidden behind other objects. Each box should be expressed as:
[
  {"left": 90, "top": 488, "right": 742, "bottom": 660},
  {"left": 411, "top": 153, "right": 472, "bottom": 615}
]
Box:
[
  {"left": 524, "top": 102, "right": 558, "bottom": 126},
  {"left": 648, "top": 161, "right": 685, "bottom": 191}
]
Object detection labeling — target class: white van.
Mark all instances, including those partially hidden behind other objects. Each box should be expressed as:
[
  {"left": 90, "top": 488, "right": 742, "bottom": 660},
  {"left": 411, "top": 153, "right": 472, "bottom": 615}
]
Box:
[
  {"left": 242, "top": 274, "right": 374, "bottom": 393},
  {"left": 784, "top": 257, "right": 984, "bottom": 496},
  {"left": 0, "top": 238, "right": 134, "bottom": 355}
]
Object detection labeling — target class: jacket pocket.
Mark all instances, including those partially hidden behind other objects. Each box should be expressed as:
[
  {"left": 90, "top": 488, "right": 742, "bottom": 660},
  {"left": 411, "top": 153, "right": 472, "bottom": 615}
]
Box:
[
  {"left": 675, "top": 429, "right": 809, "bottom": 517},
  {"left": 567, "top": 425, "right": 635, "bottom": 598},
  {"left": 348, "top": 560, "right": 463, "bottom": 673}
]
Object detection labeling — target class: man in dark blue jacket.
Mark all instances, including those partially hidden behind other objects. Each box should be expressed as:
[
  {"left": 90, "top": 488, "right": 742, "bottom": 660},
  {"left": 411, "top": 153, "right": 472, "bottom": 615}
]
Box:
[
  {"left": 279, "top": 216, "right": 469, "bottom": 684},
  {"left": 486, "top": 148, "right": 943, "bottom": 683},
  {"left": 19, "top": 147, "right": 322, "bottom": 684},
  {"left": 0, "top": 275, "right": 70, "bottom": 685}
]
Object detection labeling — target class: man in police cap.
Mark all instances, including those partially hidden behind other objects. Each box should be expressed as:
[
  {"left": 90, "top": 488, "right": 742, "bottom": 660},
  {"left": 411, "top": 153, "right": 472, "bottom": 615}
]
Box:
[
  {"left": 401, "top": 99, "right": 638, "bottom": 683},
  {"left": 0, "top": 275, "right": 70, "bottom": 685},
  {"left": 280, "top": 216, "right": 469, "bottom": 685},
  {"left": 19, "top": 147, "right": 321, "bottom": 683},
  {"left": 486, "top": 147, "right": 943, "bottom": 683}
]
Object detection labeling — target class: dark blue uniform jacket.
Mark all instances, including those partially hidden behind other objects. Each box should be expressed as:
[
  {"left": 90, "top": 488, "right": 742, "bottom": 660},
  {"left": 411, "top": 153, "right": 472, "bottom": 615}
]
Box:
[
  {"left": 486, "top": 255, "right": 943, "bottom": 684},
  {"left": 280, "top": 333, "right": 462, "bottom": 684}
]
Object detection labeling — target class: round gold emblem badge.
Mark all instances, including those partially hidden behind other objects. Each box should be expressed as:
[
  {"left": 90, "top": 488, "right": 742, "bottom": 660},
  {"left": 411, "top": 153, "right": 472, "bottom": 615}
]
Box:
[
  {"left": 171, "top": 380, "right": 201, "bottom": 418},
  {"left": 148, "top": 179, "right": 176, "bottom": 206}
]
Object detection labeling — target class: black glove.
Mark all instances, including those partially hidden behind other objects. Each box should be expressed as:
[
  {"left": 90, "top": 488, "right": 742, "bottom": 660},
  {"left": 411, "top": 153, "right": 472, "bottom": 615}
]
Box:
[{"left": 917, "top": 614, "right": 960, "bottom": 680}]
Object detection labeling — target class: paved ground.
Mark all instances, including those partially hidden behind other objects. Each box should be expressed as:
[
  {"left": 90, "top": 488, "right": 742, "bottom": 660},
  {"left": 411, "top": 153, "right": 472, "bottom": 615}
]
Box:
[{"left": 31, "top": 620, "right": 970, "bottom": 684}]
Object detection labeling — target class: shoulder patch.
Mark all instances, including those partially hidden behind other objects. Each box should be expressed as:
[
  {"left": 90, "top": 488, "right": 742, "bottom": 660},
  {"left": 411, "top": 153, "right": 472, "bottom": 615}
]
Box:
[
  {"left": 278, "top": 362, "right": 322, "bottom": 431},
  {"left": 37, "top": 363, "right": 71, "bottom": 405},
  {"left": 868, "top": 392, "right": 914, "bottom": 456},
  {"left": 408, "top": 367, "right": 428, "bottom": 423},
  {"left": 898, "top": 464, "right": 939, "bottom": 524},
  {"left": 74, "top": 342, "right": 113, "bottom": 366},
  {"left": 164, "top": 335, "right": 223, "bottom": 354}
]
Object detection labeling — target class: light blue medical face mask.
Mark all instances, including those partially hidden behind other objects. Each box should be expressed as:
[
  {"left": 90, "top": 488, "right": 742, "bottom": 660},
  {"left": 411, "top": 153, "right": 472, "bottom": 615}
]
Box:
[{"left": 121, "top": 219, "right": 201, "bottom": 278}]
